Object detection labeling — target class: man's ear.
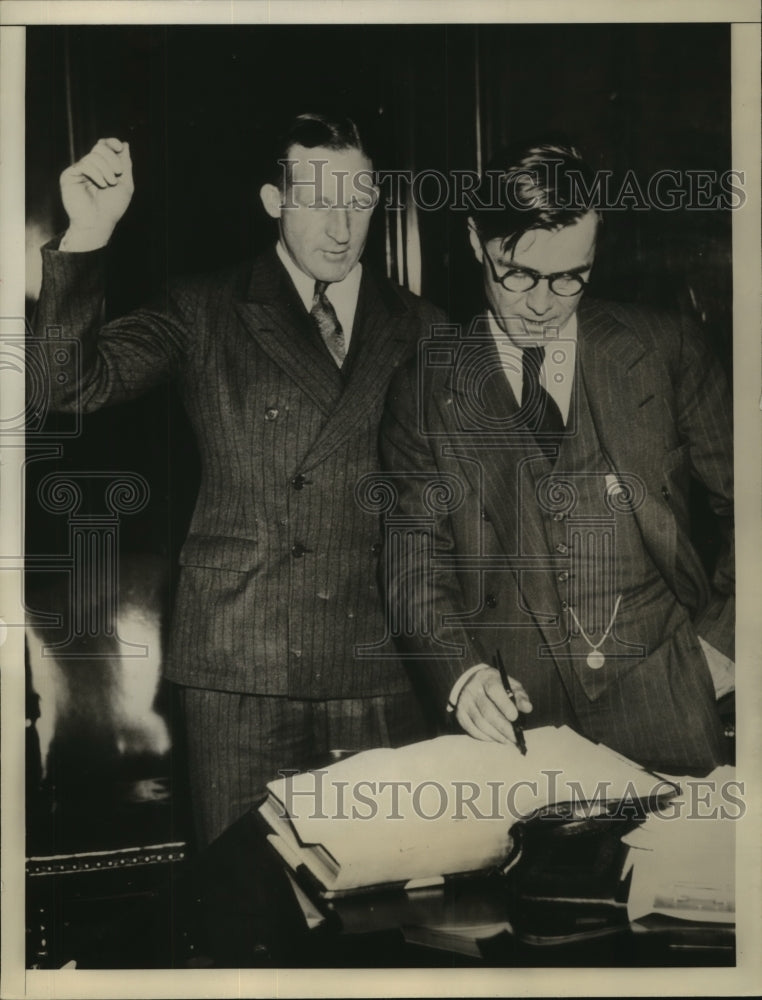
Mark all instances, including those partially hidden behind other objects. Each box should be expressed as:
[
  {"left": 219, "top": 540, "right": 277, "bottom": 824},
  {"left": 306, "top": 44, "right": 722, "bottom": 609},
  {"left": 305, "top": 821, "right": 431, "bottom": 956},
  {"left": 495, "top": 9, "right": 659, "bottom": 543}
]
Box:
[
  {"left": 260, "top": 183, "right": 283, "bottom": 220},
  {"left": 467, "top": 218, "right": 483, "bottom": 263}
]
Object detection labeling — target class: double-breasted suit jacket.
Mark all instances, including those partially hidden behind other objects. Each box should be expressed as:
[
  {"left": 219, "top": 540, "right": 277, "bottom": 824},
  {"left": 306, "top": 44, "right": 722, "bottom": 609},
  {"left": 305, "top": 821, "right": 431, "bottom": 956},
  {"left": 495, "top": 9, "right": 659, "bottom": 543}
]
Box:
[
  {"left": 33, "top": 241, "right": 445, "bottom": 700},
  {"left": 380, "top": 298, "right": 733, "bottom": 772}
]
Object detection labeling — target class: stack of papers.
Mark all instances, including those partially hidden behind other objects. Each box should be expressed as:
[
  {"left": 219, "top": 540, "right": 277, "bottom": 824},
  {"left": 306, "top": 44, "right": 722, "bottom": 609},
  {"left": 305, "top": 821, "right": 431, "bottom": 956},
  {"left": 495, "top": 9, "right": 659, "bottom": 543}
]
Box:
[
  {"left": 622, "top": 766, "right": 736, "bottom": 923},
  {"left": 260, "top": 725, "right": 677, "bottom": 898}
]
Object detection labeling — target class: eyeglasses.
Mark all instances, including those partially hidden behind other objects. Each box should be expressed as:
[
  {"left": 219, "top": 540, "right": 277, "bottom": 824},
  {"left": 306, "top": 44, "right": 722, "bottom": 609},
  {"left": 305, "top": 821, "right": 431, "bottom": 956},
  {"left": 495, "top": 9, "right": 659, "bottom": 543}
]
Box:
[{"left": 481, "top": 243, "right": 590, "bottom": 297}]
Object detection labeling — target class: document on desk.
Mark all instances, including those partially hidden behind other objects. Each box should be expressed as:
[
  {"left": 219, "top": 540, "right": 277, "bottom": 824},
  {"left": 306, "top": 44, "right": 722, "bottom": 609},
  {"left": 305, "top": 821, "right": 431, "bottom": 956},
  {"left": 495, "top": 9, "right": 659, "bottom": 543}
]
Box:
[
  {"left": 259, "top": 725, "right": 678, "bottom": 898},
  {"left": 622, "top": 765, "right": 736, "bottom": 923}
]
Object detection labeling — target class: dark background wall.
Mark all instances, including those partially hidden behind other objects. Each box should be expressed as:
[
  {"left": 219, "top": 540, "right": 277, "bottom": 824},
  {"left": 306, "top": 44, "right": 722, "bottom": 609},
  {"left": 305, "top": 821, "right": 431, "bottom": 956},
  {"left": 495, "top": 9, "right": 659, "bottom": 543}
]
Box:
[{"left": 24, "top": 22, "right": 733, "bottom": 805}]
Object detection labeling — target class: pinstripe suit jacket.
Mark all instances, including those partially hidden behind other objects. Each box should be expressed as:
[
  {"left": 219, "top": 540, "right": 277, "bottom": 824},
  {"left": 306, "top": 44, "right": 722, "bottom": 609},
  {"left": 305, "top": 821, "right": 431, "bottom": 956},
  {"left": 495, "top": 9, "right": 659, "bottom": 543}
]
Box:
[
  {"left": 33, "top": 241, "right": 445, "bottom": 699},
  {"left": 380, "top": 299, "right": 734, "bottom": 757}
]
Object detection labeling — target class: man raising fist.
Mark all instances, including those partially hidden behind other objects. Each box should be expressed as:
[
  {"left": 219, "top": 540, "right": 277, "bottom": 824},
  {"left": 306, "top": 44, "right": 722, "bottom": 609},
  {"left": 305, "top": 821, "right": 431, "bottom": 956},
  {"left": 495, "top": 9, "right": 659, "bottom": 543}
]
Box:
[{"left": 33, "top": 116, "right": 444, "bottom": 847}]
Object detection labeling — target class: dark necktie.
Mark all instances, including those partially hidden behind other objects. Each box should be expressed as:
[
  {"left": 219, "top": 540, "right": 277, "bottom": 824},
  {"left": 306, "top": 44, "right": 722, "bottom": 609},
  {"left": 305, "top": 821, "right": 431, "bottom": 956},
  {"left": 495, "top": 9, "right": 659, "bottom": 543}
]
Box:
[
  {"left": 311, "top": 281, "right": 346, "bottom": 368},
  {"left": 520, "top": 345, "right": 565, "bottom": 458}
]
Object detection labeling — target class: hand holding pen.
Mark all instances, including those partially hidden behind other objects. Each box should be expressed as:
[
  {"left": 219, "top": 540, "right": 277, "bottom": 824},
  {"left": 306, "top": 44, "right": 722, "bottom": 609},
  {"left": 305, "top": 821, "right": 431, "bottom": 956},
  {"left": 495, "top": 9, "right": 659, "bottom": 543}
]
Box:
[{"left": 452, "top": 654, "right": 532, "bottom": 750}]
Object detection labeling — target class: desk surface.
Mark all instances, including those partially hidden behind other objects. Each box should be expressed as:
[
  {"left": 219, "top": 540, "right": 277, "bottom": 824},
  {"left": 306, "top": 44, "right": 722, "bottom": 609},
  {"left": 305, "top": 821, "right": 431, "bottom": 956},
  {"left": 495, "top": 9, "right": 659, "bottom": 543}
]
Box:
[{"left": 189, "top": 808, "right": 735, "bottom": 969}]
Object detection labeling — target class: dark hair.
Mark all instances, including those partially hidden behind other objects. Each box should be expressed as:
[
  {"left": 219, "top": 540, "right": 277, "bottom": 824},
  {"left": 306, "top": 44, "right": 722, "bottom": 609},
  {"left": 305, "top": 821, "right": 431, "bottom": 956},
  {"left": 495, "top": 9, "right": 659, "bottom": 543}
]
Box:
[
  {"left": 269, "top": 112, "right": 369, "bottom": 188},
  {"left": 470, "top": 141, "right": 600, "bottom": 254}
]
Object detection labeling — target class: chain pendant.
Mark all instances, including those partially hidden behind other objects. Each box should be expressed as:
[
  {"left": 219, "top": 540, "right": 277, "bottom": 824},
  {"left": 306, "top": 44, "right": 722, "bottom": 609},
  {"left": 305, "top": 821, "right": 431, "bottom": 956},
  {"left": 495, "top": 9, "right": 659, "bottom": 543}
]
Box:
[{"left": 586, "top": 650, "right": 605, "bottom": 670}]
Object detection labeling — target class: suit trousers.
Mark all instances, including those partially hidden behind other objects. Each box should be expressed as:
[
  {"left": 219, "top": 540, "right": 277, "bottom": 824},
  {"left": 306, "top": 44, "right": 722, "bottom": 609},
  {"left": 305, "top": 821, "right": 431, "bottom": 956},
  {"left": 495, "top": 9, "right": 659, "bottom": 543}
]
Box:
[{"left": 178, "top": 684, "right": 429, "bottom": 847}]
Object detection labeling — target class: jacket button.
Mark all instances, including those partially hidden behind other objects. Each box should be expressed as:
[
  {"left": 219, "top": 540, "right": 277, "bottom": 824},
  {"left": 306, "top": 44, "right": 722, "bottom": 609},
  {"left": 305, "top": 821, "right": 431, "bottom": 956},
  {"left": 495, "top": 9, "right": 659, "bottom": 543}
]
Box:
[
  {"left": 553, "top": 512, "right": 565, "bottom": 522},
  {"left": 555, "top": 542, "right": 569, "bottom": 554},
  {"left": 485, "top": 593, "right": 498, "bottom": 609},
  {"left": 371, "top": 542, "right": 383, "bottom": 556},
  {"left": 264, "top": 407, "right": 279, "bottom": 421},
  {"left": 557, "top": 571, "right": 569, "bottom": 582},
  {"left": 661, "top": 485, "right": 671, "bottom": 501},
  {"left": 292, "top": 474, "right": 309, "bottom": 490},
  {"left": 291, "top": 542, "right": 307, "bottom": 558},
  {"left": 481, "top": 508, "right": 490, "bottom": 522}
]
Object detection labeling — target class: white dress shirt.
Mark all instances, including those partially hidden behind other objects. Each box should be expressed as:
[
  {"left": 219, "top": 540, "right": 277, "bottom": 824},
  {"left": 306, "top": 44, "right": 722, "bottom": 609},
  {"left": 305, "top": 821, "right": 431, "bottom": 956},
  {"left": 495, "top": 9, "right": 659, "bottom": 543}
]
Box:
[
  {"left": 487, "top": 310, "right": 578, "bottom": 423},
  {"left": 276, "top": 240, "right": 362, "bottom": 352}
]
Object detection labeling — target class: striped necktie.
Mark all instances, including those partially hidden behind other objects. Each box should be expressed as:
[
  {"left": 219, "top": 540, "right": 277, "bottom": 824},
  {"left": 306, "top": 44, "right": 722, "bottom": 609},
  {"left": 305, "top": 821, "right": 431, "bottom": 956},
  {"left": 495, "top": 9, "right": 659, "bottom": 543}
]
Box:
[{"left": 311, "top": 280, "right": 346, "bottom": 368}]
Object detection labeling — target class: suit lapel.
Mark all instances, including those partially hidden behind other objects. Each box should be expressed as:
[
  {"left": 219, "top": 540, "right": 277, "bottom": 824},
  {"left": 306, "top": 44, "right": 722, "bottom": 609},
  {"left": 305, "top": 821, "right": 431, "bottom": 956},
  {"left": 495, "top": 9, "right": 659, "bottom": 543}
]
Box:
[
  {"left": 299, "top": 269, "right": 417, "bottom": 471},
  {"left": 576, "top": 299, "right": 676, "bottom": 582},
  {"left": 234, "top": 249, "right": 343, "bottom": 415},
  {"left": 444, "top": 319, "right": 564, "bottom": 655},
  {"left": 441, "top": 315, "right": 523, "bottom": 499}
]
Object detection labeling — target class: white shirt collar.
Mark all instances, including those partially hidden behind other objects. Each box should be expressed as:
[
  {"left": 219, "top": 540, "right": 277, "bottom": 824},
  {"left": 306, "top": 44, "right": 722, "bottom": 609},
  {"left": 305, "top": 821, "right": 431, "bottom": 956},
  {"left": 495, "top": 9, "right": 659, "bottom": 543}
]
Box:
[
  {"left": 487, "top": 310, "right": 578, "bottom": 422},
  {"left": 276, "top": 240, "right": 363, "bottom": 348}
]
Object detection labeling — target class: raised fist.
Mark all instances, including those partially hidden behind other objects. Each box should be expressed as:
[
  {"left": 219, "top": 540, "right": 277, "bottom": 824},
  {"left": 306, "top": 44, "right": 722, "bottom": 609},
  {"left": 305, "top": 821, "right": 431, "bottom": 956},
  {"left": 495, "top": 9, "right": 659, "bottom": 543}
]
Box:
[{"left": 59, "top": 137, "right": 134, "bottom": 250}]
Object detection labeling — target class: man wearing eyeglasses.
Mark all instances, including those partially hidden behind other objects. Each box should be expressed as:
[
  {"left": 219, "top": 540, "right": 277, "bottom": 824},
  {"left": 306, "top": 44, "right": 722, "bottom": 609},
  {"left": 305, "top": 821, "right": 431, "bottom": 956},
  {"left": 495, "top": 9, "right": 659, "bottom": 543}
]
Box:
[{"left": 380, "top": 141, "right": 733, "bottom": 775}]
